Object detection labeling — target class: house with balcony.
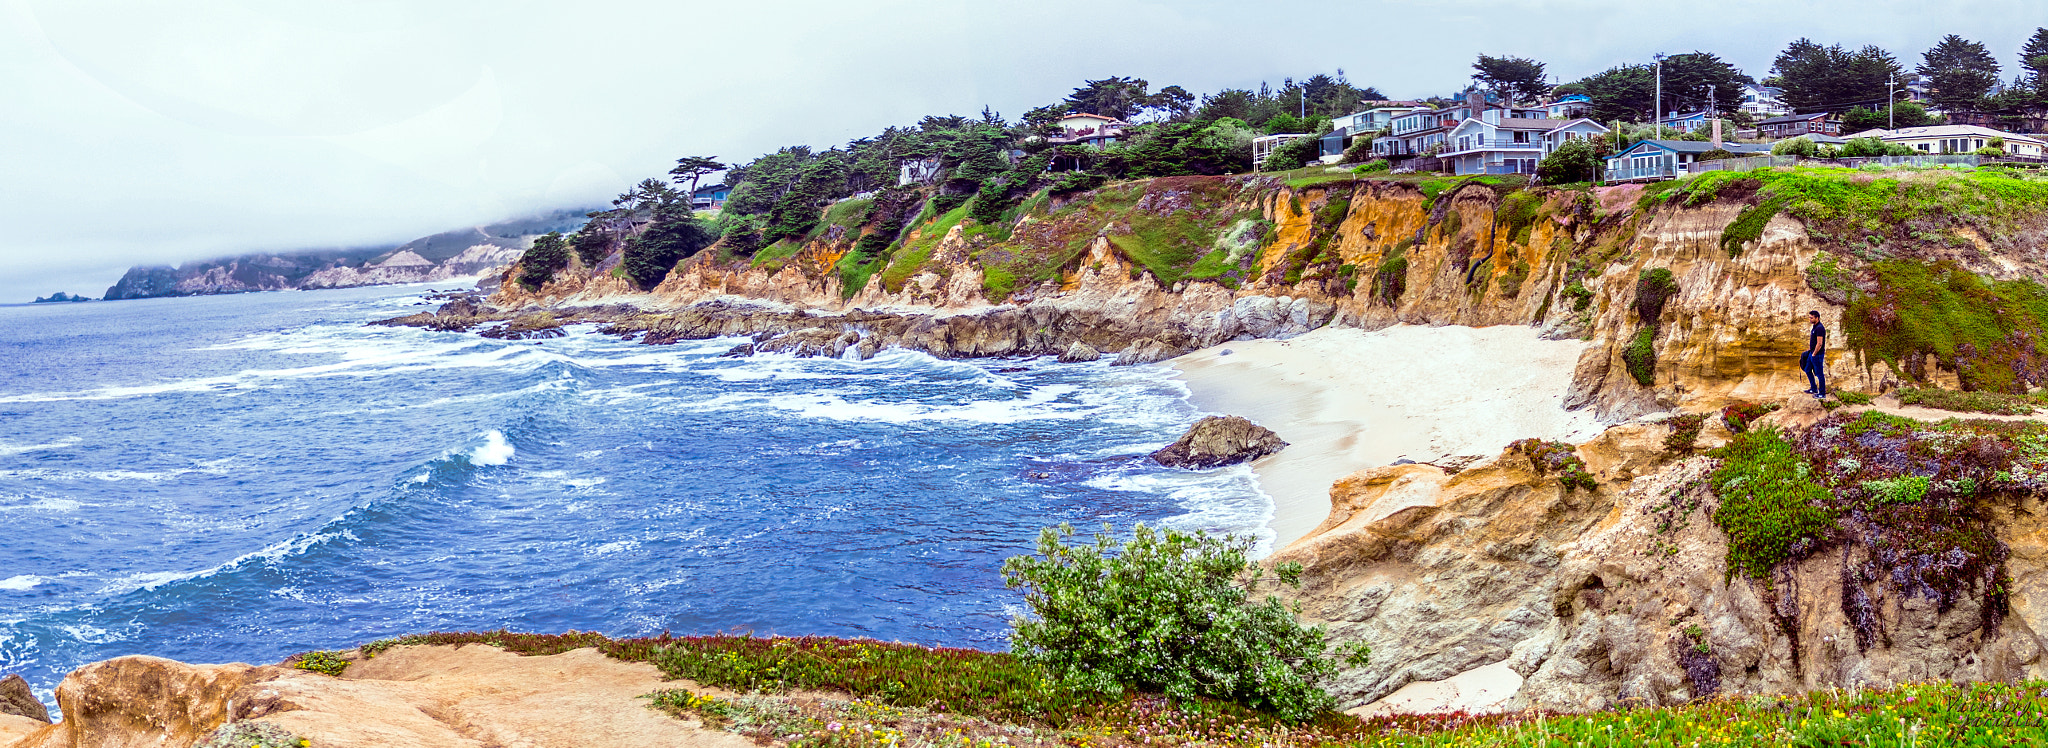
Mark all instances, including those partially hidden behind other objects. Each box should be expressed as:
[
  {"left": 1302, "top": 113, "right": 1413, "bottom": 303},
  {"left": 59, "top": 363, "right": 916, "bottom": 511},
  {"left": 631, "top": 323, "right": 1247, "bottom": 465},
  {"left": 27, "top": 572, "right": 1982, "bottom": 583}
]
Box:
[
  {"left": 1437, "top": 114, "right": 1610, "bottom": 175},
  {"left": 1603, "top": 139, "right": 1771, "bottom": 182},
  {"left": 1544, "top": 94, "right": 1592, "bottom": 120},
  {"left": 1374, "top": 99, "right": 1551, "bottom": 162},
  {"left": 1043, "top": 113, "right": 1130, "bottom": 149},
  {"left": 1739, "top": 84, "right": 1790, "bottom": 119},
  {"left": 691, "top": 183, "right": 733, "bottom": 210},
  {"left": 1758, "top": 112, "right": 1843, "bottom": 139},
  {"left": 1321, "top": 104, "right": 1432, "bottom": 162},
  {"left": 1254, "top": 133, "right": 1313, "bottom": 170}
]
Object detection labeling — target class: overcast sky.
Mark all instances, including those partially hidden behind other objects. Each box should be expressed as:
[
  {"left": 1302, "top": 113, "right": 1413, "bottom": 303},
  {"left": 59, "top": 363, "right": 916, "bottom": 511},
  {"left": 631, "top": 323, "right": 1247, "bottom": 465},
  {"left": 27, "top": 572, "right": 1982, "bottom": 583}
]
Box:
[{"left": 2, "top": 0, "right": 2039, "bottom": 302}]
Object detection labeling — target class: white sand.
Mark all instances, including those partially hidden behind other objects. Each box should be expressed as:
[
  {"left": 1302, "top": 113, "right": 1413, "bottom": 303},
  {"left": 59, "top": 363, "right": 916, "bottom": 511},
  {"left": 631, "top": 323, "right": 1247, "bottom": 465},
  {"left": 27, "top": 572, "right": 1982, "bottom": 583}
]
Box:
[{"left": 1171, "top": 325, "right": 1605, "bottom": 550}]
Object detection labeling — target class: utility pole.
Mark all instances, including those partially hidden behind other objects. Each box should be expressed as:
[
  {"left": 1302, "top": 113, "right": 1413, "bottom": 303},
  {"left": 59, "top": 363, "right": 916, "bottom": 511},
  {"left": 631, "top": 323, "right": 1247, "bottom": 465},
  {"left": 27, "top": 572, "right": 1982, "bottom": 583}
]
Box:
[
  {"left": 1710, "top": 88, "right": 1722, "bottom": 148},
  {"left": 1654, "top": 53, "right": 1666, "bottom": 137},
  {"left": 1887, "top": 75, "right": 1897, "bottom": 131}
]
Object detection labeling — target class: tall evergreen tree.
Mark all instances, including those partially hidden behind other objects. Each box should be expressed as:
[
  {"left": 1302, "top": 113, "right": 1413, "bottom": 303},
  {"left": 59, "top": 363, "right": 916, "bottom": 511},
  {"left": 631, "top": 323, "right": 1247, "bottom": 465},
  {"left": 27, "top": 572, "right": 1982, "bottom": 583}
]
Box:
[
  {"left": 1772, "top": 39, "right": 1901, "bottom": 113},
  {"left": 2018, "top": 27, "right": 2048, "bottom": 93},
  {"left": 1918, "top": 34, "right": 2001, "bottom": 112},
  {"left": 1471, "top": 54, "right": 1550, "bottom": 105},
  {"left": 1065, "top": 77, "right": 1151, "bottom": 120}
]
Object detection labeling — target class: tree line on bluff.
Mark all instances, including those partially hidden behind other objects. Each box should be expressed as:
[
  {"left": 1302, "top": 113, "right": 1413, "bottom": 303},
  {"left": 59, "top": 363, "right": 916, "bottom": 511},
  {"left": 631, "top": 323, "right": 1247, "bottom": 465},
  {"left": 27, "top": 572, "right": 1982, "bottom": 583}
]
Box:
[{"left": 513, "top": 28, "right": 2048, "bottom": 294}]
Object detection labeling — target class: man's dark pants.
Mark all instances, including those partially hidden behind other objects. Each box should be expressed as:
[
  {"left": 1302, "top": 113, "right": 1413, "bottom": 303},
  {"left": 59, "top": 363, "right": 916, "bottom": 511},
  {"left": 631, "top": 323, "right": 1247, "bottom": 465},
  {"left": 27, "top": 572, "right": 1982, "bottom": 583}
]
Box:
[{"left": 1801, "top": 351, "right": 1826, "bottom": 394}]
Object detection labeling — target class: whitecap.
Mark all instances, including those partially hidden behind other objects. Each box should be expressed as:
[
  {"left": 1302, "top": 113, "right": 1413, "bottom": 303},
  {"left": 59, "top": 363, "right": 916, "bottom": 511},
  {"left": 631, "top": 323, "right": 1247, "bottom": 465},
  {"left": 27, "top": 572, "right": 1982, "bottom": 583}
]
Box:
[
  {"left": 469, "top": 431, "right": 515, "bottom": 466},
  {"left": 0, "top": 437, "right": 80, "bottom": 457},
  {"left": 0, "top": 576, "right": 42, "bottom": 591}
]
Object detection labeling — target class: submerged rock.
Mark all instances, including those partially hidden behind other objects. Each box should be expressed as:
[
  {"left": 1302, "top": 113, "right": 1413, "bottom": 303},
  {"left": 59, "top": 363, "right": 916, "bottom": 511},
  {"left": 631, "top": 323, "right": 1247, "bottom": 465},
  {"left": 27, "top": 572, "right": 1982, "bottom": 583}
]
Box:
[
  {"left": 1057, "top": 342, "right": 1101, "bottom": 363},
  {"left": 1149, "top": 416, "right": 1287, "bottom": 469},
  {"left": 721, "top": 342, "right": 755, "bottom": 358},
  {"left": 0, "top": 674, "right": 48, "bottom": 723}
]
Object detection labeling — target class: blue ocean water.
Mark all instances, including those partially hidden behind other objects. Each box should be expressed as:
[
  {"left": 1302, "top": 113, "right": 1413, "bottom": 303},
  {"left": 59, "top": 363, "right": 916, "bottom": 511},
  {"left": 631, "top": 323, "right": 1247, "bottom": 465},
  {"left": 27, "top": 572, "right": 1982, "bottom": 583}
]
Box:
[{"left": 0, "top": 285, "right": 1267, "bottom": 701}]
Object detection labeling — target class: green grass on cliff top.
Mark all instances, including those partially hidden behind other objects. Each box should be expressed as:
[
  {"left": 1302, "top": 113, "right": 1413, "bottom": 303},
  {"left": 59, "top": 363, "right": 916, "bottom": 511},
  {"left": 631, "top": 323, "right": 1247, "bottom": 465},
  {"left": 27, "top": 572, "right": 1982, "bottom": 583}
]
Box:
[
  {"left": 357, "top": 631, "right": 2048, "bottom": 748},
  {"left": 1668, "top": 165, "right": 2048, "bottom": 241}
]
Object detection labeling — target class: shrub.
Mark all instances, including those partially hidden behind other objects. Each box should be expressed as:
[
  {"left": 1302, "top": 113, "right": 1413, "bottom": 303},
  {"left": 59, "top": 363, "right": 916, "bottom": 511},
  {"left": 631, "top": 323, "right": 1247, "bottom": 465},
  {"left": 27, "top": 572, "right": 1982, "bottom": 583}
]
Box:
[
  {"left": 1353, "top": 159, "right": 1391, "bottom": 174},
  {"left": 1897, "top": 386, "right": 2037, "bottom": 415},
  {"left": 1974, "top": 146, "right": 2006, "bottom": 157},
  {"left": 1634, "top": 268, "right": 1678, "bottom": 324},
  {"left": 1720, "top": 197, "right": 1785, "bottom": 257},
  {"left": 515, "top": 232, "right": 570, "bottom": 291},
  {"left": 568, "top": 227, "right": 614, "bottom": 267},
  {"left": 291, "top": 650, "right": 351, "bottom": 676},
  {"left": 1861, "top": 475, "right": 1931, "bottom": 505},
  {"left": 1562, "top": 280, "right": 1594, "bottom": 312},
  {"left": 1623, "top": 327, "right": 1658, "bottom": 386},
  {"left": 1804, "top": 252, "right": 1854, "bottom": 305},
  {"left": 1721, "top": 400, "right": 1781, "bottom": 433},
  {"left": 1709, "top": 427, "right": 1837, "bottom": 580},
  {"left": 1537, "top": 139, "right": 1600, "bottom": 185},
  {"left": 1510, "top": 438, "right": 1597, "bottom": 491},
  {"left": 1839, "top": 137, "right": 1889, "bottom": 158},
  {"left": 622, "top": 207, "right": 715, "bottom": 290},
  {"left": 1001, "top": 524, "right": 1365, "bottom": 722},
  {"left": 1771, "top": 136, "right": 1818, "bottom": 158},
  {"left": 1371, "top": 250, "right": 1408, "bottom": 305},
  {"left": 1665, "top": 413, "right": 1707, "bottom": 452},
  {"left": 1833, "top": 390, "right": 1875, "bottom": 405}
]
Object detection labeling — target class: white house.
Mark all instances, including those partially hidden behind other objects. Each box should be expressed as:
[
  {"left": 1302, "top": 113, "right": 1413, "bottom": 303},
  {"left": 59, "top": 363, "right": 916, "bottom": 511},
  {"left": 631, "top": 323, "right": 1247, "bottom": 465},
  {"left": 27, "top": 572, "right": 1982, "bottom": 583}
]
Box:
[
  {"left": 1544, "top": 95, "right": 1592, "bottom": 120},
  {"left": 1739, "top": 84, "right": 1790, "bottom": 119},
  {"left": 1848, "top": 124, "right": 2047, "bottom": 157},
  {"left": 1254, "top": 133, "right": 1313, "bottom": 170},
  {"left": 1436, "top": 113, "right": 1610, "bottom": 176},
  {"left": 1045, "top": 113, "right": 1130, "bottom": 148}
]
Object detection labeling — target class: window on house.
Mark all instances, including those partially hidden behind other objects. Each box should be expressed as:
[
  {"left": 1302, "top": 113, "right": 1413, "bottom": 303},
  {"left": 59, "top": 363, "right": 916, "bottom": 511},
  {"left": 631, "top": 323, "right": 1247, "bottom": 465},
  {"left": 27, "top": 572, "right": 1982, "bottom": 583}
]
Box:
[{"left": 1513, "top": 131, "right": 1530, "bottom": 143}]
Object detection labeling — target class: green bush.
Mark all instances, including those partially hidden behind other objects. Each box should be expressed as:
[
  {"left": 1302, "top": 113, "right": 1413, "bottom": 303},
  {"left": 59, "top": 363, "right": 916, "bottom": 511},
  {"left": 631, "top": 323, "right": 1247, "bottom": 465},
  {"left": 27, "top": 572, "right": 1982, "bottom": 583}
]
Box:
[
  {"left": 515, "top": 232, "right": 570, "bottom": 291},
  {"left": 292, "top": 650, "right": 351, "bottom": 676},
  {"left": 1861, "top": 475, "right": 1930, "bottom": 505},
  {"left": 1562, "top": 280, "right": 1594, "bottom": 312},
  {"left": 1833, "top": 391, "right": 1875, "bottom": 405},
  {"left": 1353, "top": 159, "right": 1391, "bottom": 174},
  {"left": 1771, "top": 136, "right": 1818, "bottom": 158},
  {"left": 1634, "top": 268, "right": 1678, "bottom": 324},
  {"left": 621, "top": 207, "right": 715, "bottom": 290},
  {"left": 1537, "top": 139, "right": 1600, "bottom": 185},
  {"left": 1709, "top": 427, "right": 1838, "bottom": 580},
  {"left": 1897, "top": 386, "right": 2037, "bottom": 415},
  {"left": 1665, "top": 413, "right": 1707, "bottom": 452},
  {"left": 1622, "top": 327, "right": 1658, "bottom": 386},
  {"left": 1510, "top": 438, "right": 1597, "bottom": 491},
  {"left": 1001, "top": 524, "right": 1364, "bottom": 722}
]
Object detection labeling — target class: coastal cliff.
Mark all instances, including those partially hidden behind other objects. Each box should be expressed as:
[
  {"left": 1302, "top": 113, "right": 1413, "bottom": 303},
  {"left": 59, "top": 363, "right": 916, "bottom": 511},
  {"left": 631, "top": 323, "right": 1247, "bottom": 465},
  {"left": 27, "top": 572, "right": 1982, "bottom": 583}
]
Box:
[{"left": 477, "top": 168, "right": 2048, "bottom": 420}]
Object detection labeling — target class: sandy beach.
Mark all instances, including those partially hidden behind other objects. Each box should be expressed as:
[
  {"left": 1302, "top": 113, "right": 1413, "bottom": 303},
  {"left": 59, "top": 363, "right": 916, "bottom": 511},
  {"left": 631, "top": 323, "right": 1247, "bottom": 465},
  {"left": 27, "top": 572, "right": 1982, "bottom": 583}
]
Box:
[{"left": 1171, "top": 325, "right": 1606, "bottom": 551}]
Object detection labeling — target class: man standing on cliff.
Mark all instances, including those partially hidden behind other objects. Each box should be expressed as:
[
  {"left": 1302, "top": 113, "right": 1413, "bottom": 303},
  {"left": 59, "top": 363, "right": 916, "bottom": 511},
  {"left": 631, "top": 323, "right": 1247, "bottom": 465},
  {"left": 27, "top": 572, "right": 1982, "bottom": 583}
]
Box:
[{"left": 1800, "top": 310, "right": 1827, "bottom": 398}]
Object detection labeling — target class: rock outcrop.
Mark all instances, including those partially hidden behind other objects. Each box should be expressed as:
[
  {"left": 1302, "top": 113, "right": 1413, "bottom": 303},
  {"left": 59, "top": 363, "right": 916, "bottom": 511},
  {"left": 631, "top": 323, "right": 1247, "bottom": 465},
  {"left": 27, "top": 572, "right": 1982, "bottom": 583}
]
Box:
[
  {"left": 0, "top": 646, "right": 753, "bottom": 748},
  {"left": 1149, "top": 416, "right": 1288, "bottom": 469},
  {"left": 1272, "top": 415, "right": 2048, "bottom": 714},
  {"left": 0, "top": 676, "right": 46, "bottom": 723}
]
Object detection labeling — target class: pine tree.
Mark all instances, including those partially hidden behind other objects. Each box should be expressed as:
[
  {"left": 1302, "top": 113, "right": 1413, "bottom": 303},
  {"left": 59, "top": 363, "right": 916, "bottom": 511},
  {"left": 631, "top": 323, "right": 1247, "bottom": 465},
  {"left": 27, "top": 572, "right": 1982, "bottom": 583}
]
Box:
[{"left": 1918, "top": 35, "right": 2001, "bottom": 112}]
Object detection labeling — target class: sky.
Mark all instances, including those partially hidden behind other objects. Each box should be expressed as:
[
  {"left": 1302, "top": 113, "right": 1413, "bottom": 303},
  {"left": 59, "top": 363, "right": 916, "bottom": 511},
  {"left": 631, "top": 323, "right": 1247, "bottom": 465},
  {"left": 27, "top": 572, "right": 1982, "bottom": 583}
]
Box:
[{"left": 1, "top": 0, "right": 2040, "bottom": 302}]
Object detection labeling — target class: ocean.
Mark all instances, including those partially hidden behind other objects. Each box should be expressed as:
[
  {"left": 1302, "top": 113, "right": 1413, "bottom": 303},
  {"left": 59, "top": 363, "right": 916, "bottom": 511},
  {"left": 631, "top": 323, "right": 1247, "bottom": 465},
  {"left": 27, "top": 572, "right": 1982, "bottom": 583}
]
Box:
[{"left": 0, "top": 285, "right": 1268, "bottom": 702}]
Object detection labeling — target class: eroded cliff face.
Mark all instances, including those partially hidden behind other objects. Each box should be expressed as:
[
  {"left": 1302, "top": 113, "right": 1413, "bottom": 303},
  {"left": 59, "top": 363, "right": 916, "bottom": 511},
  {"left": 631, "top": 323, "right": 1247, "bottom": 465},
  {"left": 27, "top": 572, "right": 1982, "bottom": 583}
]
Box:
[
  {"left": 1272, "top": 402, "right": 2048, "bottom": 714},
  {"left": 487, "top": 175, "right": 1885, "bottom": 420}
]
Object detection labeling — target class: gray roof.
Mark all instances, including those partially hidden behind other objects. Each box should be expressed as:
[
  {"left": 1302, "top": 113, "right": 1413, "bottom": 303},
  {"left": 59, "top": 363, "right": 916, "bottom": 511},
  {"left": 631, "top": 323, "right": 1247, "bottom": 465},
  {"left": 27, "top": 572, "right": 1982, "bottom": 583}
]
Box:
[
  {"left": 1759, "top": 113, "right": 1832, "bottom": 125},
  {"left": 1630, "top": 139, "right": 1772, "bottom": 155}
]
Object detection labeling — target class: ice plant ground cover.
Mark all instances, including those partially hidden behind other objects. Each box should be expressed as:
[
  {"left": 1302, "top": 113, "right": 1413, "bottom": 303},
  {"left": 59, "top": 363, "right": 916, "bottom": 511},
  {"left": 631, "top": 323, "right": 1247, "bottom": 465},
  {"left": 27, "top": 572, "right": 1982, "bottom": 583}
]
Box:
[{"left": 350, "top": 631, "right": 2048, "bottom": 748}]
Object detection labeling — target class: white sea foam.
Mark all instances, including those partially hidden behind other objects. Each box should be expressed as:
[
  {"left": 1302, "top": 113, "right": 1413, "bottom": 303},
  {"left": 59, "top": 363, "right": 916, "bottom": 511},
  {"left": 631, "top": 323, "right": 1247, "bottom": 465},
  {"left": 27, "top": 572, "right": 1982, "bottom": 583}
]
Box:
[
  {"left": 95, "top": 528, "right": 343, "bottom": 596},
  {"left": 469, "top": 431, "right": 515, "bottom": 466},
  {"left": 0, "top": 576, "right": 42, "bottom": 591},
  {"left": 0, "top": 437, "right": 80, "bottom": 456}
]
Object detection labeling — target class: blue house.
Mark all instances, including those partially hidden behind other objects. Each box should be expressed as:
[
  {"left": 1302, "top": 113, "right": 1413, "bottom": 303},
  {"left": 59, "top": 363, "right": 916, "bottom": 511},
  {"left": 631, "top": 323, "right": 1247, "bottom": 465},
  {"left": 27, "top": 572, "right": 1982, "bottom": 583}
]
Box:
[
  {"left": 1603, "top": 139, "right": 1770, "bottom": 182},
  {"left": 692, "top": 183, "right": 732, "bottom": 209}
]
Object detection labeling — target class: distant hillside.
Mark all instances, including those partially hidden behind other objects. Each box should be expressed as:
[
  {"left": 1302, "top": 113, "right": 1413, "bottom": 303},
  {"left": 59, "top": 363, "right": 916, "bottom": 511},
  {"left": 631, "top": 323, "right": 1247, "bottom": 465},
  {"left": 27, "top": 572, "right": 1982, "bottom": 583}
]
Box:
[
  {"left": 375, "top": 209, "right": 592, "bottom": 264},
  {"left": 102, "top": 209, "right": 593, "bottom": 301}
]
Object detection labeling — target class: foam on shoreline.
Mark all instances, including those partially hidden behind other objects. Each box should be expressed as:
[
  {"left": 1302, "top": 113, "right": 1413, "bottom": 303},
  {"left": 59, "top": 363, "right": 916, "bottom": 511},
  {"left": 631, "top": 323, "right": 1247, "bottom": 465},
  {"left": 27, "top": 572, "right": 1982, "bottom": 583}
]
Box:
[{"left": 1170, "top": 325, "right": 1605, "bottom": 550}]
